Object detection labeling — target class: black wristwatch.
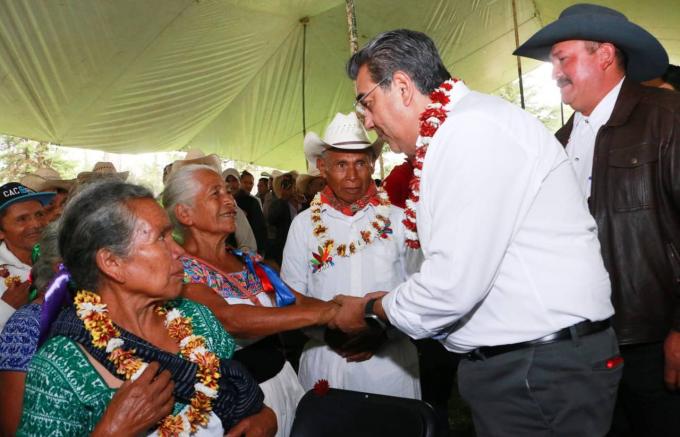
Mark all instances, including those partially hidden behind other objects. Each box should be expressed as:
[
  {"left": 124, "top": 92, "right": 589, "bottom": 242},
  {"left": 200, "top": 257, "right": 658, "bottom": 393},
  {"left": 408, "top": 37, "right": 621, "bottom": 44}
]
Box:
[{"left": 364, "top": 298, "right": 388, "bottom": 330}]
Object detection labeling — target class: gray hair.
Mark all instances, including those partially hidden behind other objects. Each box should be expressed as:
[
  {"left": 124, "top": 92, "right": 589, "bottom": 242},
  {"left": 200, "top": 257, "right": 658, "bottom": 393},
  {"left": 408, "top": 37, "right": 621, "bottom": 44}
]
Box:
[
  {"left": 58, "top": 180, "right": 154, "bottom": 291},
  {"left": 347, "top": 29, "right": 451, "bottom": 95},
  {"left": 162, "top": 164, "right": 217, "bottom": 236}
]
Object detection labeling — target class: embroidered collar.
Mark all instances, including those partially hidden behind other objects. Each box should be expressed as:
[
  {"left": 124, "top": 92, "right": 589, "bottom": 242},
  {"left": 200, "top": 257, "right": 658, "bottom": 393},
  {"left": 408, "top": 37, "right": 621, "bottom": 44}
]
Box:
[{"left": 319, "top": 184, "right": 378, "bottom": 217}]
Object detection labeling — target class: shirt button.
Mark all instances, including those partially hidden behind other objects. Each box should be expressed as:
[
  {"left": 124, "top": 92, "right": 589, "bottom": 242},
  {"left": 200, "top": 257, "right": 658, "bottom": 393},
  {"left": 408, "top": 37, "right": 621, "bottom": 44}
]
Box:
[
  {"left": 631, "top": 158, "right": 638, "bottom": 164},
  {"left": 575, "top": 157, "right": 580, "bottom": 162}
]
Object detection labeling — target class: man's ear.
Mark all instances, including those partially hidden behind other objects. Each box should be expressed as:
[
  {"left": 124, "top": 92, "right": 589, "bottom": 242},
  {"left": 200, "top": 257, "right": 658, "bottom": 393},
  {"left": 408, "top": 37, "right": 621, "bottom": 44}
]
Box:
[
  {"left": 598, "top": 43, "right": 617, "bottom": 71},
  {"left": 391, "top": 71, "right": 416, "bottom": 106},
  {"left": 316, "top": 157, "right": 327, "bottom": 178},
  {"left": 174, "top": 203, "right": 193, "bottom": 227},
  {"left": 95, "top": 248, "right": 126, "bottom": 284}
]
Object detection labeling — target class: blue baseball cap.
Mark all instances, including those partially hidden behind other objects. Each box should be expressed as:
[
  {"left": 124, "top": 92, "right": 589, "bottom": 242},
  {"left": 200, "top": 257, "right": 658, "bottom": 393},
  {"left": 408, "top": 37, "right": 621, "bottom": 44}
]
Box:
[{"left": 0, "top": 182, "right": 56, "bottom": 214}]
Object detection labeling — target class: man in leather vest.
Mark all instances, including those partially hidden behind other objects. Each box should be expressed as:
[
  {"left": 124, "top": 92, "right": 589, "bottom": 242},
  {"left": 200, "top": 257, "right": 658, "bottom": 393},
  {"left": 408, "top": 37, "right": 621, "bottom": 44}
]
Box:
[{"left": 516, "top": 4, "right": 680, "bottom": 435}]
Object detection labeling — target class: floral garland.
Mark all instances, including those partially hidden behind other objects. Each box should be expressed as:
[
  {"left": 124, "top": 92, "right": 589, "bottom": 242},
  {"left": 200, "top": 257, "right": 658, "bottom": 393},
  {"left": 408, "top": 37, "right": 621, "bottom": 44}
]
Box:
[
  {"left": 0, "top": 265, "right": 21, "bottom": 288},
  {"left": 74, "top": 290, "right": 220, "bottom": 437},
  {"left": 309, "top": 187, "right": 392, "bottom": 272},
  {"left": 404, "top": 78, "right": 459, "bottom": 249}
]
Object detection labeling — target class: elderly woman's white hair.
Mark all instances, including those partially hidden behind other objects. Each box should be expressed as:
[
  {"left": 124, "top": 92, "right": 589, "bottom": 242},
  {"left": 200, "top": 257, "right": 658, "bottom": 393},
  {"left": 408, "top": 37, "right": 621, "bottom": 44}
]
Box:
[{"left": 162, "top": 163, "right": 218, "bottom": 234}]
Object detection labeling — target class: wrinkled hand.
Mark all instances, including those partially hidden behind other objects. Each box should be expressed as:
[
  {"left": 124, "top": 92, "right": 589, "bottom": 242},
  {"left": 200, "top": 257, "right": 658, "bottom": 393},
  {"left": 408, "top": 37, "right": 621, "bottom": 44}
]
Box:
[
  {"left": 328, "top": 294, "right": 370, "bottom": 334},
  {"left": 1, "top": 280, "right": 31, "bottom": 309},
  {"left": 225, "top": 405, "right": 277, "bottom": 437},
  {"left": 664, "top": 330, "right": 680, "bottom": 390},
  {"left": 92, "top": 362, "right": 175, "bottom": 436},
  {"left": 308, "top": 298, "right": 340, "bottom": 326}
]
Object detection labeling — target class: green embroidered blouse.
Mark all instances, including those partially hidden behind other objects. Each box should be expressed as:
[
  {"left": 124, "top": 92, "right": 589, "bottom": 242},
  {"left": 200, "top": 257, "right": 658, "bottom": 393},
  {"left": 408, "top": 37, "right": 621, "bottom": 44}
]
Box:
[{"left": 17, "top": 298, "right": 235, "bottom": 436}]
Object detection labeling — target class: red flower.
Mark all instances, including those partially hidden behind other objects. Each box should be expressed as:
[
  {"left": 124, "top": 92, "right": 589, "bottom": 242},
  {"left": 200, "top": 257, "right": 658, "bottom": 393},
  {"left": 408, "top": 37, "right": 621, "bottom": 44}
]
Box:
[
  {"left": 313, "top": 379, "right": 330, "bottom": 396},
  {"left": 430, "top": 89, "right": 449, "bottom": 105},
  {"left": 420, "top": 123, "right": 437, "bottom": 137}
]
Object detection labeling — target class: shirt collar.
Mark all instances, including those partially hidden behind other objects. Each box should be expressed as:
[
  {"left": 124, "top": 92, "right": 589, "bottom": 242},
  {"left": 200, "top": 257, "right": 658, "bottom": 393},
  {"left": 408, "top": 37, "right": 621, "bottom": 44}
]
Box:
[
  {"left": 0, "top": 241, "right": 30, "bottom": 270},
  {"left": 574, "top": 77, "right": 625, "bottom": 131}
]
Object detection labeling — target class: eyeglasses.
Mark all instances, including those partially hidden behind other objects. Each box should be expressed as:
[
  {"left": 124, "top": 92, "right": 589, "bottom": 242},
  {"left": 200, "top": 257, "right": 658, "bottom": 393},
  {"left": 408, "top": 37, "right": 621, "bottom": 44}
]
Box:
[{"left": 354, "top": 77, "right": 389, "bottom": 117}]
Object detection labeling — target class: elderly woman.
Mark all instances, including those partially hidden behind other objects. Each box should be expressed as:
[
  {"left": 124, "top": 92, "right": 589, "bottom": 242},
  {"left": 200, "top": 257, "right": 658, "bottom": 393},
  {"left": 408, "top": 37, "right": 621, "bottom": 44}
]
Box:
[
  {"left": 18, "top": 181, "right": 275, "bottom": 436},
  {"left": 163, "top": 165, "right": 338, "bottom": 437}
]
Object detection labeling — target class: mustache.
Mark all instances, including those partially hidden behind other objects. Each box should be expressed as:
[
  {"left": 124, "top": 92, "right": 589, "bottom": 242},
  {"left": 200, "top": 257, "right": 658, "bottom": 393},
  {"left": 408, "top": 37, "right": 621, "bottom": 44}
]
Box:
[{"left": 556, "top": 77, "right": 572, "bottom": 88}]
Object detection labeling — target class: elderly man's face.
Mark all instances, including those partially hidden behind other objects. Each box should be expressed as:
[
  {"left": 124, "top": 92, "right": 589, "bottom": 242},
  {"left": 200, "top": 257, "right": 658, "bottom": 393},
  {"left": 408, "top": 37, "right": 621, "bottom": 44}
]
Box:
[
  {"left": 550, "top": 40, "right": 609, "bottom": 115},
  {"left": 0, "top": 200, "right": 46, "bottom": 257},
  {"left": 111, "top": 198, "right": 185, "bottom": 300},
  {"left": 318, "top": 149, "right": 374, "bottom": 205},
  {"left": 356, "top": 65, "right": 418, "bottom": 156}
]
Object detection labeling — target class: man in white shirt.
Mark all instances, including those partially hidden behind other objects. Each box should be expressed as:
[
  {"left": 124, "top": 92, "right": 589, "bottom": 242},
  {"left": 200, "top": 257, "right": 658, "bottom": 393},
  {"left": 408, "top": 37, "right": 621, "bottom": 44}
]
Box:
[
  {"left": 330, "top": 29, "right": 619, "bottom": 436},
  {"left": 514, "top": 4, "right": 680, "bottom": 435},
  {"left": 0, "top": 183, "right": 54, "bottom": 331},
  {"left": 281, "top": 112, "right": 420, "bottom": 399}
]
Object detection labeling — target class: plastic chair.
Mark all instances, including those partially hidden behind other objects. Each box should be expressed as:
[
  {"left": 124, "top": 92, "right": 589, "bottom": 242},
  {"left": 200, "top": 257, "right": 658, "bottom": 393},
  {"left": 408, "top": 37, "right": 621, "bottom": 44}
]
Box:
[{"left": 290, "top": 388, "right": 441, "bottom": 437}]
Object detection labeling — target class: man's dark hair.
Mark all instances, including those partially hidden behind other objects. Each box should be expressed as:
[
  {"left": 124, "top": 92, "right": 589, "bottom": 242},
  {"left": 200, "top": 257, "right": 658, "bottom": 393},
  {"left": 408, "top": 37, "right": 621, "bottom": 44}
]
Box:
[
  {"left": 241, "top": 170, "right": 253, "bottom": 179},
  {"left": 258, "top": 177, "right": 268, "bottom": 184},
  {"left": 59, "top": 180, "right": 154, "bottom": 291},
  {"left": 663, "top": 64, "right": 680, "bottom": 91},
  {"left": 346, "top": 29, "right": 451, "bottom": 94}
]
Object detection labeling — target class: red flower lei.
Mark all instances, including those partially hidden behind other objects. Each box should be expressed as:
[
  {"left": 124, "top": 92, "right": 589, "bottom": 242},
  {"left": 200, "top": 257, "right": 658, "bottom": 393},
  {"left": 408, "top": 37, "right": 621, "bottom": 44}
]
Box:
[{"left": 403, "top": 78, "right": 460, "bottom": 249}]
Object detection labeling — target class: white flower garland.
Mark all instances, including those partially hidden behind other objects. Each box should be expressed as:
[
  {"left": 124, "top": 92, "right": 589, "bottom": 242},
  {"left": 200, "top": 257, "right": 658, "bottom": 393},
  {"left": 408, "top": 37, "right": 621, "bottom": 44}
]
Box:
[{"left": 310, "top": 187, "right": 392, "bottom": 257}]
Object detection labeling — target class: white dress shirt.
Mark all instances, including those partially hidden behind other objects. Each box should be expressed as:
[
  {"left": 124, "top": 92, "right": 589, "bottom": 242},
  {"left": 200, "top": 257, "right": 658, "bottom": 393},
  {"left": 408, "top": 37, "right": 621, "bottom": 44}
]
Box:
[
  {"left": 281, "top": 202, "right": 420, "bottom": 398},
  {"left": 0, "top": 241, "right": 31, "bottom": 332},
  {"left": 566, "top": 78, "right": 624, "bottom": 198},
  {"left": 381, "top": 82, "right": 614, "bottom": 353}
]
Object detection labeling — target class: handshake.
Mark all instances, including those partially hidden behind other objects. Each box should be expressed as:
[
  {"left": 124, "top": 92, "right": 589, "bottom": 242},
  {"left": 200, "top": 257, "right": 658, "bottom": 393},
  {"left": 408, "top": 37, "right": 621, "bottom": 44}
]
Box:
[{"left": 321, "top": 291, "right": 389, "bottom": 363}]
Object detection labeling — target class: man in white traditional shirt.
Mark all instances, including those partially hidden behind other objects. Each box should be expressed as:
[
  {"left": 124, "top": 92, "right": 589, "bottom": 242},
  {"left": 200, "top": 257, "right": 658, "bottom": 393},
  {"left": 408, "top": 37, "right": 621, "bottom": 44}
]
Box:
[
  {"left": 330, "top": 29, "right": 620, "bottom": 435},
  {"left": 0, "top": 183, "right": 54, "bottom": 331},
  {"left": 281, "top": 112, "right": 420, "bottom": 399}
]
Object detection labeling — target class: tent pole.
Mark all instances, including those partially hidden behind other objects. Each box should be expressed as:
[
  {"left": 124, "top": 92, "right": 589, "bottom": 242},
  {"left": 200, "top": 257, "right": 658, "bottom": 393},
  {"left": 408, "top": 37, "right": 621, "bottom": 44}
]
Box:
[
  {"left": 300, "top": 17, "right": 309, "bottom": 137},
  {"left": 511, "top": 0, "right": 526, "bottom": 109},
  {"left": 345, "top": 0, "right": 358, "bottom": 54},
  {"left": 345, "top": 0, "right": 384, "bottom": 179}
]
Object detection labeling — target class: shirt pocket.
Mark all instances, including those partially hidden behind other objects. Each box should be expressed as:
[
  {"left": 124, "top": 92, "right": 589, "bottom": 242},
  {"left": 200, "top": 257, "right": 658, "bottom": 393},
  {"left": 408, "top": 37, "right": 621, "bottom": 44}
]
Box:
[{"left": 607, "top": 143, "right": 658, "bottom": 212}]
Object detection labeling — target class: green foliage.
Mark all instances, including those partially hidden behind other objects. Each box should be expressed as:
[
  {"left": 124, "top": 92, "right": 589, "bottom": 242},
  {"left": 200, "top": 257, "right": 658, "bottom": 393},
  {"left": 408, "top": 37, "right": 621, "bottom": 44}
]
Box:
[{"left": 0, "top": 135, "right": 76, "bottom": 184}]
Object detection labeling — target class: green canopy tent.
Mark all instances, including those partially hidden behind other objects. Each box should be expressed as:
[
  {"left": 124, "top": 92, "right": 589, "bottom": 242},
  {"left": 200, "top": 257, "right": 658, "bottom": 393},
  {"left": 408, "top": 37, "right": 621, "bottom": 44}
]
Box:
[{"left": 1, "top": 0, "right": 678, "bottom": 170}]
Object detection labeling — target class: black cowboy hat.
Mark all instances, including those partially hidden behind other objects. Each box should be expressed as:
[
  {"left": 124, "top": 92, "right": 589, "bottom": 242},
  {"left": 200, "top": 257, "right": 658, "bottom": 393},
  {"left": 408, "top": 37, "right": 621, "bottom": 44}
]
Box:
[{"left": 513, "top": 3, "right": 668, "bottom": 82}]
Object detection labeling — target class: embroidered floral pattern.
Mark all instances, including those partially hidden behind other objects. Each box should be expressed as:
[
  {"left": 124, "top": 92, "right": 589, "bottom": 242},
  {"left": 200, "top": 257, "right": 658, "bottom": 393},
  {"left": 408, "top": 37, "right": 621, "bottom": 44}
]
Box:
[
  {"left": 310, "top": 242, "right": 335, "bottom": 273},
  {"left": 182, "top": 256, "right": 265, "bottom": 301},
  {"left": 309, "top": 187, "right": 393, "bottom": 271}
]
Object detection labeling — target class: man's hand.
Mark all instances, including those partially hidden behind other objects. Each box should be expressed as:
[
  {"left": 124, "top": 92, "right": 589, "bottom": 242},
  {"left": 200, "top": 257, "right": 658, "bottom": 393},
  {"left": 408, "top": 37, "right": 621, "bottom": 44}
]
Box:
[
  {"left": 1, "top": 280, "right": 31, "bottom": 309},
  {"left": 225, "top": 405, "right": 277, "bottom": 437},
  {"left": 324, "top": 327, "right": 388, "bottom": 362},
  {"left": 664, "top": 330, "right": 680, "bottom": 390},
  {"left": 92, "top": 362, "right": 175, "bottom": 436},
  {"left": 329, "top": 294, "right": 370, "bottom": 334}
]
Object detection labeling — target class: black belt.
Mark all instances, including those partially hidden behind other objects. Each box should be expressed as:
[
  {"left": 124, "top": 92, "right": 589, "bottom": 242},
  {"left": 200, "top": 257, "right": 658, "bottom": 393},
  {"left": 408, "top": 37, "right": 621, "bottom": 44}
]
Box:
[{"left": 464, "top": 319, "right": 610, "bottom": 361}]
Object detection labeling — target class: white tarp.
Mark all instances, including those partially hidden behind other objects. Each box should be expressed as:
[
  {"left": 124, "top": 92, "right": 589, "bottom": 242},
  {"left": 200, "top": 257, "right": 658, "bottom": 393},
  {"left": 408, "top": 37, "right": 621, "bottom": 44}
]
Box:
[{"left": 1, "top": 0, "right": 678, "bottom": 169}]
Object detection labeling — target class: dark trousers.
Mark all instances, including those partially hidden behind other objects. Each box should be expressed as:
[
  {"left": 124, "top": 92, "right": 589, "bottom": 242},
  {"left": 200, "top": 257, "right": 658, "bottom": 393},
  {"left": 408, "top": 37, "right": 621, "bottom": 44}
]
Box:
[
  {"left": 608, "top": 341, "right": 680, "bottom": 437},
  {"left": 458, "top": 327, "right": 622, "bottom": 437},
  {"left": 415, "top": 339, "right": 460, "bottom": 433}
]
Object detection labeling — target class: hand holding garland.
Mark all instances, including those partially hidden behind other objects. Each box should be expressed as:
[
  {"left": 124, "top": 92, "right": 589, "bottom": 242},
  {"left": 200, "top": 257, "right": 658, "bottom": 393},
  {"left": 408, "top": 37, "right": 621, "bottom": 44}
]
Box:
[{"left": 91, "top": 362, "right": 175, "bottom": 437}]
